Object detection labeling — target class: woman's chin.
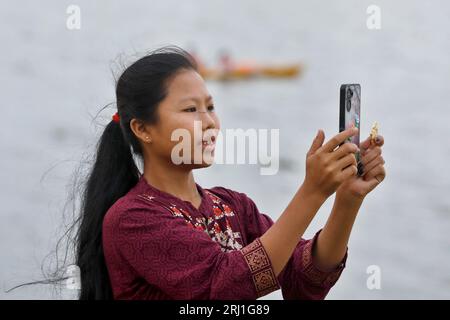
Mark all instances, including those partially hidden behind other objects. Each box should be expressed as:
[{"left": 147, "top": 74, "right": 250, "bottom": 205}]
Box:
[{"left": 191, "top": 154, "right": 215, "bottom": 168}]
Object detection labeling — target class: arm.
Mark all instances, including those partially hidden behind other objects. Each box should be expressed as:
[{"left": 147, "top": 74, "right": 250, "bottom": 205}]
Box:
[
  {"left": 213, "top": 128, "right": 362, "bottom": 299},
  {"left": 278, "top": 229, "right": 347, "bottom": 300},
  {"left": 312, "top": 192, "right": 362, "bottom": 271},
  {"left": 230, "top": 190, "right": 347, "bottom": 300},
  {"left": 313, "top": 133, "right": 386, "bottom": 271},
  {"left": 256, "top": 127, "right": 359, "bottom": 278},
  {"left": 259, "top": 184, "right": 325, "bottom": 276}
]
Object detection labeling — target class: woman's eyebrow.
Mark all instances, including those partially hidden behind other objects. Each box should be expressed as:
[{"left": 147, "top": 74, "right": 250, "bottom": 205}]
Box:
[{"left": 179, "top": 95, "right": 213, "bottom": 104}]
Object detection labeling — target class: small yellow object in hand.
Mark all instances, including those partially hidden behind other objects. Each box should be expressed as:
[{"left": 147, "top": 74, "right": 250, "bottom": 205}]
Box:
[{"left": 370, "top": 121, "right": 379, "bottom": 144}]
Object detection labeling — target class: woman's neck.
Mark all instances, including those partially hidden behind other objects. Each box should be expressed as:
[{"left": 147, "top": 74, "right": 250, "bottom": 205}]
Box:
[{"left": 142, "top": 160, "right": 200, "bottom": 204}]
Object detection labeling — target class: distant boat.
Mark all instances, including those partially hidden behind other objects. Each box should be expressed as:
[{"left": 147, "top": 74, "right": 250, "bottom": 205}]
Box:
[{"left": 199, "top": 63, "right": 303, "bottom": 81}]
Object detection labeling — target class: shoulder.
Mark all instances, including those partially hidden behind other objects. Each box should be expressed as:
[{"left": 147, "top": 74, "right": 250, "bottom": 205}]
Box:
[
  {"left": 205, "top": 186, "right": 258, "bottom": 212},
  {"left": 103, "top": 193, "right": 170, "bottom": 232},
  {"left": 206, "top": 185, "right": 242, "bottom": 203}
]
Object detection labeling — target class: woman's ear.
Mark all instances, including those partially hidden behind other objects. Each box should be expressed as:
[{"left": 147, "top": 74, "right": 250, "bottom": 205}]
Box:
[{"left": 130, "top": 118, "right": 152, "bottom": 143}]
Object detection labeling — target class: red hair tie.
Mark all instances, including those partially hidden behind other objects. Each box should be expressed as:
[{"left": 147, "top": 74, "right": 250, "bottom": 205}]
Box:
[{"left": 112, "top": 112, "right": 120, "bottom": 123}]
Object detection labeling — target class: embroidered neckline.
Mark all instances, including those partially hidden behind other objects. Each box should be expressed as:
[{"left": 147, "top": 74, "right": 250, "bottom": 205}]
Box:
[{"left": 136, "top": 188, "right": 243, "bottom": 252}]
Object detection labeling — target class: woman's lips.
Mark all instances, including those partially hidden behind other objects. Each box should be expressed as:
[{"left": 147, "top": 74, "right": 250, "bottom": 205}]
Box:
[
  {"left": 202, "top": 140, "right": 215, "bottom": 148},
  {"left": 201, "top": 135, "right": 216, "bottom": 147}
]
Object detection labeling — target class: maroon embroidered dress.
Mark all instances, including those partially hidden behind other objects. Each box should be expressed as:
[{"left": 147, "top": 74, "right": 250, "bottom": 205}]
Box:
[{"left": 102, "top": 175, "right": 347, "bottom": 300}]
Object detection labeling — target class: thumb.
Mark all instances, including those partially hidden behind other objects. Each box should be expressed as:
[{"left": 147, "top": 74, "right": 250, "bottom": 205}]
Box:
[
  {"left": 308, "top": 129, "right": 325, "bottom": 155},
  {"left": 360, "top": 134, "right": 384, "bottom": 155},
  {"left": 360, "top": 136, "right": 372, "bottom": 154}
]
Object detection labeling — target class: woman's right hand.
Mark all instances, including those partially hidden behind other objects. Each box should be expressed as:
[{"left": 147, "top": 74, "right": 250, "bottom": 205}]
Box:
[{"left": 302, "top": 127, "right": 360, "bottom": 201}]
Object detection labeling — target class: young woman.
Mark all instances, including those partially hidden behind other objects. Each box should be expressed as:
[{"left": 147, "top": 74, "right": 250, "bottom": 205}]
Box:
[{"left": 78, "top": 46, "right": 386, "bottom": 300}]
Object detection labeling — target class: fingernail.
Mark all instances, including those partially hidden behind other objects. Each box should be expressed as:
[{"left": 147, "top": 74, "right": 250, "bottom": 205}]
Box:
[
  {"left": 375, "top": 136, "right": 381, "bottom": 143},
  {"left": 357, "top": 162, "right": 364, "bottom": 176}
]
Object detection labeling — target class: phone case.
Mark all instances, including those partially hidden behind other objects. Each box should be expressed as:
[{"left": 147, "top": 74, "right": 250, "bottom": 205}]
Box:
[{"left": 339, "top": 84, "right": 361, "bottom": 173}]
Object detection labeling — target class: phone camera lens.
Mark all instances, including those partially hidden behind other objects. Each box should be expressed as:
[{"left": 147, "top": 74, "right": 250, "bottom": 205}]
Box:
[
  {"left": 347, "top": 89, "right": 353, "bottom": 99},
  {"left": 346, "top": 88, "right": 353, "bottom": 111}
]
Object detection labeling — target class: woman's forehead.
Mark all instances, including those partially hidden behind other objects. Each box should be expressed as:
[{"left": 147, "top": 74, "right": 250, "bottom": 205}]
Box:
[{"left": 166, "top": 70, "right": 212, "bottom": 103}]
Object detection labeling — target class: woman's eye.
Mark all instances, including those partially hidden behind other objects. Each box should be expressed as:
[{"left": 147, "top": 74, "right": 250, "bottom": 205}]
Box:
[{"left": 184, "top": 106, "right": 215, "bottom": 112}]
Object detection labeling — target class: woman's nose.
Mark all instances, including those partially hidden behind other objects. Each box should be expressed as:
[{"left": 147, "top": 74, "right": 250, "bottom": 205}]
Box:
[{"left": 197, "top": 111, "right": 216, "bottom": 129}]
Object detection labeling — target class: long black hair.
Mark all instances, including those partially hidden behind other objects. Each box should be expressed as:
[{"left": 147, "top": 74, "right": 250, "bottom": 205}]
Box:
[
  {"left": 7, "top": 46, "right": 197, "bottom": 299},
  {"left": 77, "top": 46, "right": 197, "bottom": 299}
]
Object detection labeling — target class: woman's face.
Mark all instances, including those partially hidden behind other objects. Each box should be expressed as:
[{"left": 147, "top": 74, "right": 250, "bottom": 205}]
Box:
[{"left": 146, "top": 69, "right": 220, "bottom": 169}]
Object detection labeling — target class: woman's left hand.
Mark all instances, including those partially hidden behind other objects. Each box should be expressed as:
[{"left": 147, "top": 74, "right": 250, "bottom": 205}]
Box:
[{"left": 336, "top": 134, "right": 386, "bottom": 200}]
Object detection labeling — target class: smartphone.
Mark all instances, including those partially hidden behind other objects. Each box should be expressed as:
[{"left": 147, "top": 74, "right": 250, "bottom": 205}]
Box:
[{"left": 339, "top": 84, "right": 362, "bottom": 174}]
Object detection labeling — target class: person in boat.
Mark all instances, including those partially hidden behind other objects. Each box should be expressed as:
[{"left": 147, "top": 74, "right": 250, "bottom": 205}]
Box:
[{"left": 218, "top": 48, "right": 235, "bottom": 75}]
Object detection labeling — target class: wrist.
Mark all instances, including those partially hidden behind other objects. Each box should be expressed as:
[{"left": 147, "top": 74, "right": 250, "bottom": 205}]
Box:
[
  {"left": 335, "top": 190, "right": 365, "bottom": 206},
  {"left": 334, "top": 192, "right": 364, "bottom": 212},
  {"left": 298, "top": 183, "right": 327, "bottom": 208}
]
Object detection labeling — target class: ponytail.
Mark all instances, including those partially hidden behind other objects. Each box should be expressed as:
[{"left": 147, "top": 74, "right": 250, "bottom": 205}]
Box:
[{"left": 76, "top": 118, "right": 140, "bottom": 299}]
